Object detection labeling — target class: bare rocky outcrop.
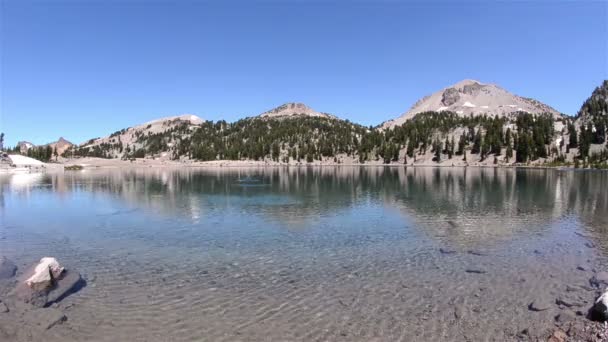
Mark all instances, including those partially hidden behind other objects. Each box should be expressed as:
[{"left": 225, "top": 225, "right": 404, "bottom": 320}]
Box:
[{"left": 441, "top": 88, "right": 460, "bottom": 106}]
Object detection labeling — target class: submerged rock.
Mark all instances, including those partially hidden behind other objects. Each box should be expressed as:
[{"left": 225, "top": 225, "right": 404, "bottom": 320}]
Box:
[
  {"left": 589, "top": 271, "right": 608, "bottom": 288},
  {"left": 529, "top": 298, "right": 553, "bottom": 311},
  {"left": 0, "top": 301, "right": 8, "bottom": 313},
  {"left": 15, "top": 257, "right": 83, "bottom": 308},
  {"left": 588, "top": 289, "right": 608, "bottom": 321},
  {"left": 465, "top": 268, "right": 486, "bottom": 274},
  {"left": 556, "top": 296, "right": 585, "bottom": 308},
  {"left": 555, "top": 311, "right": 576, "bottom": 324},
  {"left": 0, "top": 257, "right": 17, "bottom": 279},
  {"left": 22, "top": 307, "right": 67, "bottom": 330}
]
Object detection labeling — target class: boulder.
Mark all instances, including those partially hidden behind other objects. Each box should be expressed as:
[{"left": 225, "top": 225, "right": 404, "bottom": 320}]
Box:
[
  {"left": 588, "top": 289, "right": 608, "bottom": 321},
  {"left": 0, "top": 257, "right": 17, "bottom": 279},
  {"left": 25, "top": 257, "right": 64, "bottom": 291},
  {"left": 15, "top": 257, "right": 83, "bottom": 308}
]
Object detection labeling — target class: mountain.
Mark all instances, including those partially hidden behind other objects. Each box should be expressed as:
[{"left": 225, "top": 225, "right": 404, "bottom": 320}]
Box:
[
  {"left": 17, "top": 141, "right": 35, "bottom": 154},
  {"left": 16, "top": 137, "right": 73, "bottom": 155},
  {"left": 74, "top": 114, "right": 204, "bottom": 159},
  {"left": 46, "top": 137, "right": 74, "bottom": 156},
  {"left": 259, "top": 103, "right": 337, "bottom": 120},
  {"left": 576, "top": 80, "right": 608, "bottom": 123},
  {"left": 572, "top": 80, "right": 608, "bottom": 160},
  {"left": 23, "top": 80, "right": 608, "bottom": 168},
  {"left": 382, "top": 79, "right": 561, "bottom": 129}
]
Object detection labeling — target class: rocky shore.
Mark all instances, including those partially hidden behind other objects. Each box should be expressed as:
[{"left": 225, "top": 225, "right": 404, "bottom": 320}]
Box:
[{"left": 56, "top": 156, "right": 599, "bottom": 171}]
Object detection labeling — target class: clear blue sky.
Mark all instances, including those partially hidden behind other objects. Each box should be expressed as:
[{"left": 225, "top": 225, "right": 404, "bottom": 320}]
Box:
[{"left": 1, "top": 1, "right": 606, "bottom": 146}]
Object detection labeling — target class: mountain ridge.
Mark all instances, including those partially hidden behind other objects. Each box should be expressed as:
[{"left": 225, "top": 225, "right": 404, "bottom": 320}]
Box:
[{"left": 8, "top": 79, "right": 607, "bottom": 168}]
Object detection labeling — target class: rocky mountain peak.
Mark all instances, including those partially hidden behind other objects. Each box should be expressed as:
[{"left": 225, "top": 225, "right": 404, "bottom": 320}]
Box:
[
  {"left": 382, "top": 79, "right": 561, "bottom": 129},
  {"left": 56, "top": 137, "right": 72, "bottom": 145},
  {"left": 259, "top": 103, "right": 336, "bottom": 119}
]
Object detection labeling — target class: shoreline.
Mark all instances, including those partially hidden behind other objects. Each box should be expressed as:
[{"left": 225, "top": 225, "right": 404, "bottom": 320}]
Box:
[{"left": 42, "top": 157, "right": 603, "bottom": 171}]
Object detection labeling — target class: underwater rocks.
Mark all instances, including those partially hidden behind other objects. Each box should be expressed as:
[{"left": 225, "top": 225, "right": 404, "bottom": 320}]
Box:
[
  {"left": 589, "top": 272, "right": 608, "bottom": 288},
  {"left": 0, "top": 257, "right": 17, "bottom": 280},
  {"left": 15, "top": 257, "right": 83, "bottom": 308},
  {"left": 528, "top": 298, "right": 553, "bottom": 312}
]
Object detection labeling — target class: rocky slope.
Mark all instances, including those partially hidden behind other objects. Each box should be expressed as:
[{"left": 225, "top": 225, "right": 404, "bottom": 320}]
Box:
[{"left": 382, "top": 79, "right": 562, "bottom": 129}]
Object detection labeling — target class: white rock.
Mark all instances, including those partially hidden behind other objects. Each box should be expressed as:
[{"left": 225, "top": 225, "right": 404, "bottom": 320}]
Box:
[{"left": 25, "top": 257, "right": 65, "bottom": 289}]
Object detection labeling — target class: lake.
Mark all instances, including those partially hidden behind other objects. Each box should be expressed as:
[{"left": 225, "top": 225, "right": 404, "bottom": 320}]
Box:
[{"left": 1, "top": 167, "right": 607, "bottom": 341}]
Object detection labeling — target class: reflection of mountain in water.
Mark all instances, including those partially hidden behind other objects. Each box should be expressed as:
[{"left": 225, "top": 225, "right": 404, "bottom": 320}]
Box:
[{"left": 2, "top": 167, "right": 606, "bottom": 246}]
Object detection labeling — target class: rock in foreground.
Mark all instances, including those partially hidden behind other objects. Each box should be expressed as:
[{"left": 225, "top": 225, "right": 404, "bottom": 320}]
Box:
[
  {"left": 15, "top": 257, "right": 83, "bottom": 308},
  {"left": 589, "top": 289, "right": 608, "bottom": 322},
  {"left": 25, "top": 257, "right": 64, "bottom": 291}
]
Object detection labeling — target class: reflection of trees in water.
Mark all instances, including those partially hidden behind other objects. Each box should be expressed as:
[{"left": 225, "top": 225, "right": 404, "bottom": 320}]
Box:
[
  {"left": 561, "top": 171, "right": 608, "bottom": 234},
  {"left": 381, "top": 168, "right": 561, "bottom": 246},
  {"left": 3, "top": 168, "right": 607, "bottom": 243}
]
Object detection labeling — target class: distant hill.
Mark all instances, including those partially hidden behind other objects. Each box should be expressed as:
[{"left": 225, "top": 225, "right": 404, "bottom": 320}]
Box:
[
  {"left": 382, "top": 79, "right": 562, "bottom": 129},
  {"left": 15, "top": 137, "right": 73, "bottom": 157},
  {"left": 73, "top": 114, "right": 204, "bottom": 159}
]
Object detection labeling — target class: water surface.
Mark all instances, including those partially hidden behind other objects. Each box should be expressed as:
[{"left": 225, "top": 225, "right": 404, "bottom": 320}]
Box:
[{"left": 1, "top": 167, "right": 607, "bottom": 341}]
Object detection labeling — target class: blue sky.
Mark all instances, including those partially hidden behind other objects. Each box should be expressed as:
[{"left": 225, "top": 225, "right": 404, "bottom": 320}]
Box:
[{"left": 1, "top": 1, "right": 606, "bottom": 146}]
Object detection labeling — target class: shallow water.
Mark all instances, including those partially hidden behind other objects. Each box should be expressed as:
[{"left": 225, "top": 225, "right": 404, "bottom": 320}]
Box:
[{"left": 1, "top": 167, "right": 607, "bottom": 341}]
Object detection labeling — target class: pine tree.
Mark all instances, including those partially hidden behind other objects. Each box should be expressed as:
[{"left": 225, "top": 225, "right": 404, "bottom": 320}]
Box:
[{"left": 471, "top": 130, "right": 482, "bottom": 154}]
